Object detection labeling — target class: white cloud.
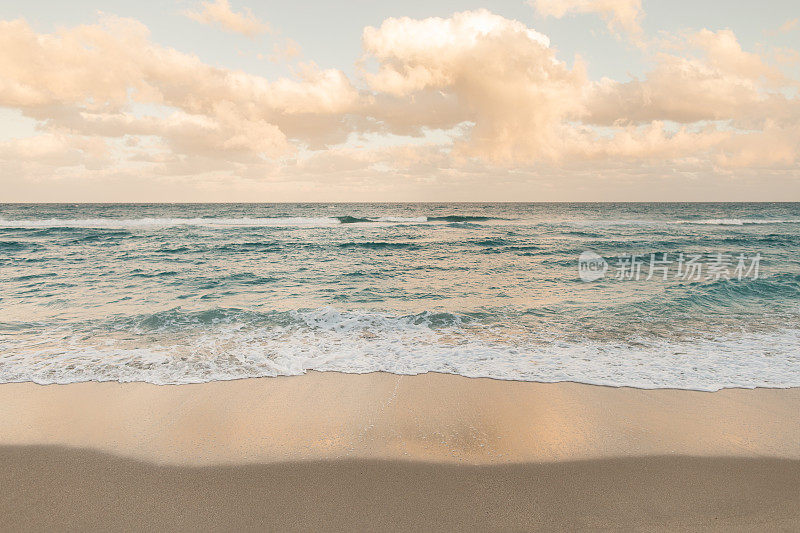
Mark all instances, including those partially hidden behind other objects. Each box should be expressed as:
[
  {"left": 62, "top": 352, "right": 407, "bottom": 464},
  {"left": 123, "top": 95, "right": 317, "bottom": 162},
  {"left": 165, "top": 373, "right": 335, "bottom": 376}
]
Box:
[
  {"left": 585, "top": 29, "right": 796, "bottom": 126},
  {"left": 362, "top": 9, "right": 585, "bottom": 162},
  {"left": 0, "top": 15, "right": 359, "bottom": 162},
  {"left": 0, "top": 9, "right": 798, "bottom": 200},
  {"left": 775, "top": 17, "right": 798, "bottom": 35},
  {"left": 531, "top": 0, "right": 643, "bottom": 37},
  {"left": 184, "top": 0, "right": 270, "bottom": 37},
  {"left": 265, "top": 39, "right": 302, "bottom": 62}
]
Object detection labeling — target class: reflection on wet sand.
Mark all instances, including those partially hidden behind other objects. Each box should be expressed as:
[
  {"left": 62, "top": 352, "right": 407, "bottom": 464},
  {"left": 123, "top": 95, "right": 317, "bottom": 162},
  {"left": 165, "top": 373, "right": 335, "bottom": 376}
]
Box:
[{"left": 0, "top": 372, "right": 797, "bottom": 465}]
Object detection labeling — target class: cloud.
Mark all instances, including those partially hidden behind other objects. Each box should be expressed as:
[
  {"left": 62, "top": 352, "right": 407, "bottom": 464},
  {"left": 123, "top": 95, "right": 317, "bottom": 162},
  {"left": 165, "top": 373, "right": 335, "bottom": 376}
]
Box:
[
  {"left": 362, "top": 9, "right": 587, "bottom": 162},
  {"left": 264, "top": 38, "right": 302, "bottom": 62},
  {"left": 715, "top": 121, "right": 800, "bottom": 168},
  {"left": 0, "top": 9, "right": 798, "bottom": 200},
  {"left": 585, "top": 29, "right": 795, "bottom": 125},
  {"left": 0, "top": 133, "right": 108, "bottom": 166},
  {"left": 0, "top": 16, "right": 359, "bottom": 162},
  {"left": 775, "top": 17, "right": 798, "bottom": 35},
  {"left": 184, "top": 0, "right": 270, "bottom": 37},
  {"left": 530, "top": 0, "right": 643, "bottom": 37},
  {"left": 360, "top": 12, "right": 800, "bottom": 168}
]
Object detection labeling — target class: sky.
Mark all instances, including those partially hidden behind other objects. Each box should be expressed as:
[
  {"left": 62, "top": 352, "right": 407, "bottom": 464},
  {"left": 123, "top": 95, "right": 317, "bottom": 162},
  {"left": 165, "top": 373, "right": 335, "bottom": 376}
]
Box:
[{"left": 0, "top": 0, "right": 799, "bottom": 202}]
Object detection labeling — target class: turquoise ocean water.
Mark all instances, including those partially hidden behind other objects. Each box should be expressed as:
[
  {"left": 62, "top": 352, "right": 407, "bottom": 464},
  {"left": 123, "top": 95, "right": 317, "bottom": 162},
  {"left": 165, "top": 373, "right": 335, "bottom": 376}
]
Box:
[{"left": 1, "top": 203, "right": 799, "bottom": 390}]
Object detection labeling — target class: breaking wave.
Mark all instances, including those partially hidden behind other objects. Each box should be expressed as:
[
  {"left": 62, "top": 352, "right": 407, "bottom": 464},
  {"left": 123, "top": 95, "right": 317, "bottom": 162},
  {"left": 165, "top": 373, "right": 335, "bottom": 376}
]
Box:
[{"left": 1, "top": 307, "right": 798, "bottom": 390}]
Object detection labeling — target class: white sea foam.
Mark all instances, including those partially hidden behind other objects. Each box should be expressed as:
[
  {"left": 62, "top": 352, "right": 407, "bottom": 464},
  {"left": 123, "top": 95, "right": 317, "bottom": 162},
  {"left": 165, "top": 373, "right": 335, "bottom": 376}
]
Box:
[
  {"left": 0, "top": 217, "right": 343, "bottom": 228},
  {"left": 376, "top": 216, "right": 428, "bottom": 223},
  {"left": 567, "top": 218, "right": 800, "bottom": 227},
  {"left": 676, "top": 218, "right": 800, "bottom": 225},
  {"left": 0, "top": 216, "right": 441, "bottom": 228},
  {"left": 1, "top": 308, "right": 798, "bottom": 390}
]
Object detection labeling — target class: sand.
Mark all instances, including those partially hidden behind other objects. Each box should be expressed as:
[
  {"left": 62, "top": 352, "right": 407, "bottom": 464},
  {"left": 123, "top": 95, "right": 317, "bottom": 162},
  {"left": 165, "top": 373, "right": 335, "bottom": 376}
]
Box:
[
  {"left": 3, "top": 448, "right": 800, "bottom": 531},
  {"left": 1, "top": 372, "right": 799, "bottom": 530}
]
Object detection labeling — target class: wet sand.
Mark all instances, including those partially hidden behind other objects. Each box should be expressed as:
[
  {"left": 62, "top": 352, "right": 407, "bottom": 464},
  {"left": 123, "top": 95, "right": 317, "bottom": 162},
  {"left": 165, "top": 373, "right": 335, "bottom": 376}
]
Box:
[
  {"left": 1, "top": 372, "right": 799, "bottom": 530},
  {"left": 2, "top": 447, "right": 800, "bottom": 531}
]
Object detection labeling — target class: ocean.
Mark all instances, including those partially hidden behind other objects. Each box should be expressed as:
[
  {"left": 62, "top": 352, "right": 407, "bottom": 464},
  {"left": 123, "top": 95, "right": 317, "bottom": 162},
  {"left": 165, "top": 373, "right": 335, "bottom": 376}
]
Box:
[{"left": 1, "top": 202, "right": 798, "bottom": 390}]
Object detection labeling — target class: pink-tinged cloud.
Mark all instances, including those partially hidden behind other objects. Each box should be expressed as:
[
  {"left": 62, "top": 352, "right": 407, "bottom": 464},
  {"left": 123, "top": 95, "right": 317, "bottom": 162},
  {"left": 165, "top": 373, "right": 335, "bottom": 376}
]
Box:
[
  {"left": 184, "top": 0, "right": 270, "bottom": 36},
  {"left": 362, "top": 9, "right": 586, "bottom": 162},
  {"left": 0, "top": 8, "right": 798, "bottom": 201},
  {"left": 531, "top": 0, "right": 643, "bottom": 37},
  {"left": 586, "top": 29, "right": 795, "bottom": 125},
  {"left": 776, "top": 17, "right": 798, "bottom": 34},
  {"left": 0, "top": 15, "right": 359, "bottom": 161}
]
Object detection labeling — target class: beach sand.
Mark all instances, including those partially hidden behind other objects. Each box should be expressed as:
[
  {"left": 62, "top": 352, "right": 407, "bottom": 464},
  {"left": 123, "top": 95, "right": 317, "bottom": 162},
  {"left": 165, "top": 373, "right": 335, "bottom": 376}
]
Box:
[{"left": 1, "top": 372, "right": 799, "bottom": 530}]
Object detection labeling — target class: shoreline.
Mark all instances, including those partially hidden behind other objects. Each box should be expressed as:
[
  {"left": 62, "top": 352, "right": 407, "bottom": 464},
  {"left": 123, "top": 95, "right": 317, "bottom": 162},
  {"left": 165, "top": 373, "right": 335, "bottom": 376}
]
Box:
[{"left": 9, "top": 369, "right": 800, "bottom": 392}]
